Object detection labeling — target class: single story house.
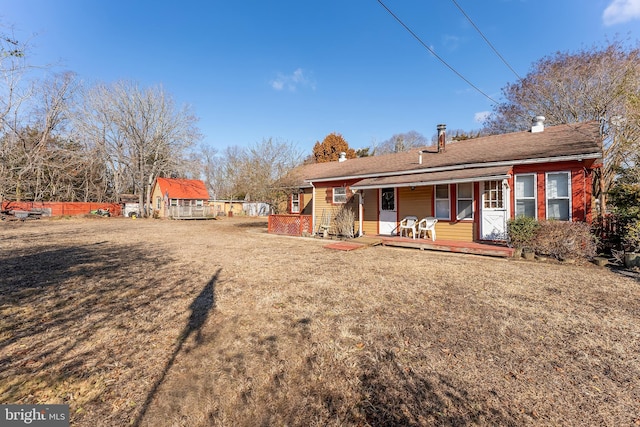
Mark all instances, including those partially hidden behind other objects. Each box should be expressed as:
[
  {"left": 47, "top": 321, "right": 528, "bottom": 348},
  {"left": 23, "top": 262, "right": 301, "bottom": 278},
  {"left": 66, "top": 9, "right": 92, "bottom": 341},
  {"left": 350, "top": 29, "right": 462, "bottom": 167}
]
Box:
[
  {"left": 151, "top": 177, "right": 211, "bottom": 219},
  {"left": 281, "top": 118, "right": 602, "bottom": 242}
]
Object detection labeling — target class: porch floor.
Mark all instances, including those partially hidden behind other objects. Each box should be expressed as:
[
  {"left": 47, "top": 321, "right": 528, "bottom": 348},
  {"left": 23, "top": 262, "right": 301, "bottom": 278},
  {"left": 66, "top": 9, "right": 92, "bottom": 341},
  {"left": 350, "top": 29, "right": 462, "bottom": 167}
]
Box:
[{"left": 377, "top": 235, "right": 514, "bottom": 258}]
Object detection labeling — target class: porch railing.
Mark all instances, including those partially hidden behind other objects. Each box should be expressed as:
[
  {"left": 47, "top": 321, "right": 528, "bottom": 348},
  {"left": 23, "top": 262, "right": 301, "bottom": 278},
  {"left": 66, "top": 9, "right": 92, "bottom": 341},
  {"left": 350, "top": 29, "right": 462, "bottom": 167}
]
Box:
[
  {"left": 168, "top": 205, "right": 216, "bottom": 219},
  {"left": 268, "top": 214, "right": 313, "bottom": 236}
]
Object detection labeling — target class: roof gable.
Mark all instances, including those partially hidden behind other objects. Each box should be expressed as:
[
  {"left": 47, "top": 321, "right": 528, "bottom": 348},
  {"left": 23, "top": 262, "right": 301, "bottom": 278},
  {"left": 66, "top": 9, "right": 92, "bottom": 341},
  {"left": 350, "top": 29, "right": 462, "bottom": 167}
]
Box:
[{"left": 156, "top": 178, "right": 209, "bottom": 200}]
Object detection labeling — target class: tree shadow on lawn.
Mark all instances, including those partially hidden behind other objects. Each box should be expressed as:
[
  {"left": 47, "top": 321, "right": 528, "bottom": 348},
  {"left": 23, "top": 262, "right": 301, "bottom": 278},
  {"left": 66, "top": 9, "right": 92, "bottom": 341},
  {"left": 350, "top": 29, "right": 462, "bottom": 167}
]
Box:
[
  {"left": 359, "top": 349, "right": 523, "bottom": 426},
  {"left": 132, "top": 269, "right": 220, "bottom": 427},
  {"left": 0, "top": 241, "right": 210, "bottom": 424},
  {"left": 0, "top": 242, "right": 169, "bottom": 351}
]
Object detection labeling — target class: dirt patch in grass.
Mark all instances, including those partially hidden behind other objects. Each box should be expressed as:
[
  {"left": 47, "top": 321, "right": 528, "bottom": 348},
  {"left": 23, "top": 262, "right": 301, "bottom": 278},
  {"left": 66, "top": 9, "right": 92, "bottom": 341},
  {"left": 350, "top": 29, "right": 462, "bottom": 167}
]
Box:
[{"left": 1, "top": 216, "right": 639, "bottom": 426}]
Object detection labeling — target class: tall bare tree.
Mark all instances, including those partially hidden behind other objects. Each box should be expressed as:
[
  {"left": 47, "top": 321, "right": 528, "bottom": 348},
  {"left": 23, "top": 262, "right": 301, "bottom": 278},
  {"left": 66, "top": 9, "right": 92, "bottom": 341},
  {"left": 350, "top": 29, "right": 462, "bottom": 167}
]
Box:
[
  {"left": 203, "top": 139, "right": 302, "bottom": 210},
  {"left": 374, "top": 130, "right": 428, "bottom": 155},
  {"left": 76, "top": 80, "right": 201, "bottom": 214},
  {"left": 483, "top": 40, "right": 640, "bottom": 211}
]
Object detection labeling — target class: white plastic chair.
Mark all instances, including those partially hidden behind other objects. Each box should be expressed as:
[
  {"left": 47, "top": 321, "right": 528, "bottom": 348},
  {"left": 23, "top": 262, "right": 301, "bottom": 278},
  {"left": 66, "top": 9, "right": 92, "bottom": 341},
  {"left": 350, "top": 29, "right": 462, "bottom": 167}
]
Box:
[
  {"left": 399, "top": 215, "right": 418, "bottom": 238},
  {"left": 417, "top": 217, "right": 438, "bottom": 241}
]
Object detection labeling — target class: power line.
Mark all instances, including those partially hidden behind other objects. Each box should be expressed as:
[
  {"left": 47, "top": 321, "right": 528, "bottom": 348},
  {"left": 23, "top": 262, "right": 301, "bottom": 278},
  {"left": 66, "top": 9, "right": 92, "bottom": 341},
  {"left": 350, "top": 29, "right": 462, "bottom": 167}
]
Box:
[
  {"left": 376, "top": 0, "right": 499, "bottom": 105},
  {"left": 449, "top": 0, "right": 524, "bottom": 81}
]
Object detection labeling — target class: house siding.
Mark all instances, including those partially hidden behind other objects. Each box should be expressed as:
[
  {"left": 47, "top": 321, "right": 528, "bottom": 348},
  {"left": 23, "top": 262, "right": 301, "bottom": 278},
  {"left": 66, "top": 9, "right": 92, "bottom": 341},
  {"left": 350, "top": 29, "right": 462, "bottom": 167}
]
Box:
[
  {"left": 435, "top": 221, "right": 475, "bottom": 242},
  {"left": 511, "top": 160, "right": 592, "bottom": 222},
  {"left": 312, "top": 179, "right": 360, "bottom": 235},
  {"left": 362, "top": 189, "right": 378, "bottom": 235},
  {"left": 398, "top": 186, "right": 433, "bottom": 219},
  {"left": 150, "top": 182, "right": 165, "bottom": 217},
  {"left": 301, "top": 188, "right": 313, "bottom": 215}
]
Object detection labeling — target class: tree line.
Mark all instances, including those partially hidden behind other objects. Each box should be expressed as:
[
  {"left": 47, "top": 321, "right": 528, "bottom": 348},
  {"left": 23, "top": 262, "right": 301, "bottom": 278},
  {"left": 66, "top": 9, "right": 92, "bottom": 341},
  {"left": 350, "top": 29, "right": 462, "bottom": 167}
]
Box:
[{"left": 2, "top": 28, "right": 638, "bottom": 216}]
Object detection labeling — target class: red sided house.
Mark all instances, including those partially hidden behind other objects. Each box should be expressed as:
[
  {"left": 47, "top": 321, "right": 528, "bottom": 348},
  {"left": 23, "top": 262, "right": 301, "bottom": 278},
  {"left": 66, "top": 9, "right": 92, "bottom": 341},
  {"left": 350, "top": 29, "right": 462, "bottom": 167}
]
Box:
[
  {"left": 278, "top": 119, "right": 602, "bottom": 242},
  {"left": 151, "top": 177, "right": 212, "bottom": 219}
]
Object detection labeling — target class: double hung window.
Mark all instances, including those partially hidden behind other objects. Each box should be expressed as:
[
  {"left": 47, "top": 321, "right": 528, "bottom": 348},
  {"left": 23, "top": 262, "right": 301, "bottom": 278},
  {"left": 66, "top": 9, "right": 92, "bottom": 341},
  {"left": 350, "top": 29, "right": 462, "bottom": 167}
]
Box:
[
  {"left": 456, "top": 183, "right": 473, "bottom": 220},
  {"left": 515, "top": 174, "right": 537, "bottom": 218},
  {"left": 546, "top": 172, "right": 571, "bottom": 220},
  {"left": 333, "top": 187, "right": 347, "bottom": 204},
  {"left": 435, "top": 184, "right": 450, "bottom": 220}
]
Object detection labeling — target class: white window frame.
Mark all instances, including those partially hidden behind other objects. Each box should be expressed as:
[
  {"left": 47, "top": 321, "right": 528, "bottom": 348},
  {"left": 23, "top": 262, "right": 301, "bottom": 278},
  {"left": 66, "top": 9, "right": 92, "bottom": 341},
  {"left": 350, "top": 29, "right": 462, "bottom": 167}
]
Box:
[
  {"left": 435, "top": 184, "right": 450, "bottom": 220},
  {"left": 291, "top": 193, "right": 300, "bottom": 213},
  {"left": 546, "top": 171, "right": 571, "bottom": 221},
  {"left": 514, "top": 174, "right": 537, "bottom": 219},
  {"left": 456, "top": 182, "right": 474, "bottom": 220},
  {"left": 195, "top": 199, "right": 204, "bottom": 207},
  {"left": 333, "top": 187, "right": 347, "bottom": 204}
]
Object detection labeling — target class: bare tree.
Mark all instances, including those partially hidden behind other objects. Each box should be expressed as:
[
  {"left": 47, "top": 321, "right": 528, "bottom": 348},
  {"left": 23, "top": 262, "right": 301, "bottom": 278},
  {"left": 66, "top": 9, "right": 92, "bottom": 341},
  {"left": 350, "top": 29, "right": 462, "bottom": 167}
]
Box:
[
  {"left": 203, "top": 139, "right": 303, "bottom": 210},
  {"left": 483, "top": 40, "right": 640, "bottom": 211},
  {"left": 374, "top": 130, "right": 428, "bottom": 155},
  {"left": 76, "top": 80, "right": 201, "bottom": 214}
]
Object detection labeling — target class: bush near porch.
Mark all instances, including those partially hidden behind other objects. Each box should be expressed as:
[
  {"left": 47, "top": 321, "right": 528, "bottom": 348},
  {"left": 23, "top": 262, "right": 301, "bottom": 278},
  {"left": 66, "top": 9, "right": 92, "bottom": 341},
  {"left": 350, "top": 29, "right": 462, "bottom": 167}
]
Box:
[{"left": 508, "top": 217, "right": 597, "bottom": 260}]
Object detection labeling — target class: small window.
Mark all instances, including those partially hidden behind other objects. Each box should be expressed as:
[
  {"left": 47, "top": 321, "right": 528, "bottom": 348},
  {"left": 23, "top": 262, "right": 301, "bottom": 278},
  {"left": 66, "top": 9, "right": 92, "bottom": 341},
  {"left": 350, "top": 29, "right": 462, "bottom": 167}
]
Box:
[
  {"left": 291, "top": 193, "right": 300, "bottom": 213},
  {"left": 456, "top": 182, "right": 473, "bottom": 220},
  {"left": 195, "top": 200, "right": 204, "bottom": 207},
  {"left": 381, "top": 188, "right": 395, "bottom": 211},
  {"left": 546, "top": 172, "right": 571, "bottom": 220},
  {"left": 515, "top": 174, "right": 536, "bottom": 218},
  {"left": 333, "top": 187, "right": 347, "bottom": 204},
  {"left": 156, "top": 197, "right": 161, "bottom": 209},
  {"left": 483, "top": 181, "right": 504, "bottom": 209},
  {"left": 170, "top": 199, "right": 178, "bottom": 207},
  {"left": 435, "top": 184, "right": 450, "bottom": 220}
]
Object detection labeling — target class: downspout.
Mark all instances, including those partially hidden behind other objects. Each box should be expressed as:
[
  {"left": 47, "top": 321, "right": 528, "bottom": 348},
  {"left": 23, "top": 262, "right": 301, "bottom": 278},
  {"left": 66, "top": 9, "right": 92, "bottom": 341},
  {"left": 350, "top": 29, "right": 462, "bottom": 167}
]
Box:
[
  {"left": 355, "top": 190, "right": 363, "bottom": 237},
  {"left": 311, "top": 181, "right": 316, "bottom": 235}
]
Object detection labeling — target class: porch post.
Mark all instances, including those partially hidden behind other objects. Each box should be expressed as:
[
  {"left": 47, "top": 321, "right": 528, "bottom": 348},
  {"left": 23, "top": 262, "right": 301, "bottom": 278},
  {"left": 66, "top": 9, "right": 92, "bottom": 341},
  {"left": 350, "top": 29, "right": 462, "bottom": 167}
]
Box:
[{"left": 311, "top": 181, "right": 316, "bottom": 235}]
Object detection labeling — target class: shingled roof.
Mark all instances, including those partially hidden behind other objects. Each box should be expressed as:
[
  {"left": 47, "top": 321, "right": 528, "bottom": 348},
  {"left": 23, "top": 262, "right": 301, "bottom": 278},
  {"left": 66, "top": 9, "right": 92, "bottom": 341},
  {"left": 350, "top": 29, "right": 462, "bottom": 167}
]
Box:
[
  {"left": 287, "top": 121, "right": 602, "bottom": 187},
  {"left": 156, "top": 178, "right": 210, "bottom": 200}
]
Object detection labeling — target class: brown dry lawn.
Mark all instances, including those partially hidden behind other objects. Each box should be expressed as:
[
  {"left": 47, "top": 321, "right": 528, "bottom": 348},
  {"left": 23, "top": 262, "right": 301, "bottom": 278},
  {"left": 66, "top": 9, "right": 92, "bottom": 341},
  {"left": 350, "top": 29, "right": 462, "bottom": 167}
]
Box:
[{"left": 0, "top": 216, "right": 638, "bottom": 426}]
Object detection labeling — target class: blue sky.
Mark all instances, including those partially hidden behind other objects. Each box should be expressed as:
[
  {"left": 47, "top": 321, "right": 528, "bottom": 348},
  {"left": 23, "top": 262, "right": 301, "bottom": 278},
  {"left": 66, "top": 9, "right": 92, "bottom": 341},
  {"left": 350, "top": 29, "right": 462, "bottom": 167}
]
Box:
[{"left": 2, "top": 0, "right": 640, "bottom": 155}]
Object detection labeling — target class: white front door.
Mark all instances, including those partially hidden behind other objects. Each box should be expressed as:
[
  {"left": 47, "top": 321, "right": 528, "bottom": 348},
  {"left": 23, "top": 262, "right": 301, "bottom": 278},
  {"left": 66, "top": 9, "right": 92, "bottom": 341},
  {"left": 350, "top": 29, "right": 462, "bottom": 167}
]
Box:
[
  {"left": 379, "top": 187, "right": 397, "bottom": 235},
  {"left": 481, "top": 180, "right": 507, "bottom": 240}
]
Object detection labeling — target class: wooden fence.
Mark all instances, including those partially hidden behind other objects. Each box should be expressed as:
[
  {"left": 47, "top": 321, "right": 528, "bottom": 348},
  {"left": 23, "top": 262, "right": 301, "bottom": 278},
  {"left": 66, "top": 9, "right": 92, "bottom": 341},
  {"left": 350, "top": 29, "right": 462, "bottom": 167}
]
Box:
[
  {"left": 1, "top": 201, "right": 122, "bottom": 217},
  {"left": 592, "top": 214, "right": 623, "bottom": 252},
  {"left": 268, "top": 214, "right": 313, "bottom": 236}
]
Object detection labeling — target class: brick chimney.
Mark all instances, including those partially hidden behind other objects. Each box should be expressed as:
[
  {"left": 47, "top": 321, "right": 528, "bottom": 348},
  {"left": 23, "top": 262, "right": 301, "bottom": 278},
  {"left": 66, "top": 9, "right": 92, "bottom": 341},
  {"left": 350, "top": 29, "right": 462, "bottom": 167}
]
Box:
[{"left": 437, "top": 124, "right": 446, "bottom": 153}]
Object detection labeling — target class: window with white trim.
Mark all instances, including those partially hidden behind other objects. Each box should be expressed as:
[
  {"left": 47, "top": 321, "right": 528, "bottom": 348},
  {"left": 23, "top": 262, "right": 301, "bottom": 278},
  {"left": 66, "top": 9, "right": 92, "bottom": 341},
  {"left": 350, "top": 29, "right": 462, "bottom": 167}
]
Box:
[
  {"left": 196, "top": 199, "right": 204, "bottom": 207},
  {"left": 546, "top": 172, "right": 571, "bottom": 220},
  {"left": 435, "top": 184, "right": 450, "bottom": 220},
  {"left": 515, "top": 174, "right": 537, "bottom": 218},
  {"left": 333, "top": 187, "right": 347, "bottom": 204},
  {"left": 456, "top": 182, "right": 473, "bottom": 220},
  {"left": 156, "top": 197, "right": 161, "bottom": 209},
  {"left": 291, "top": 193, "right": 300, "bottom": 213},
  {"left": 483, "top": 181, "right": 504, "bottom": 209}
]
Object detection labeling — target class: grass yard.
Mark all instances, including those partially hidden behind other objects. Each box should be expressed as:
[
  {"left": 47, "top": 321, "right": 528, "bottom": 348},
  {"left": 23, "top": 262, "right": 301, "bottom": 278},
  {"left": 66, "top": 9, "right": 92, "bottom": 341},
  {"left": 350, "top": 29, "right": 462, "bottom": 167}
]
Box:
[{"left": 1, "top": 216, "right": 639, "bottom": 426}]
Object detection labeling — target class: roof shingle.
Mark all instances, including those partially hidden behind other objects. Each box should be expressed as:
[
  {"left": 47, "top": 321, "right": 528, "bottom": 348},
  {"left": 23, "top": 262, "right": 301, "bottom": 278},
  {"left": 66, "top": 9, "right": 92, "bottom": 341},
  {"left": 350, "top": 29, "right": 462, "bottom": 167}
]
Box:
[
  {"left": 156, "top": 178, "right": 210, "bottom": 200},
  {"left": 288, "top": 122, "right": 602, "bottom": 186}
]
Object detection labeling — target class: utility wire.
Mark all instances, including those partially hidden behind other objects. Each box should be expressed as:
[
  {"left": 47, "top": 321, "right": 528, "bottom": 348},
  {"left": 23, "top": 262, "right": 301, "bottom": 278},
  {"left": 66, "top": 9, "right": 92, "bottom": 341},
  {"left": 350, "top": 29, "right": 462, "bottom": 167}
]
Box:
[
  {"left": 449, "top": 0, "right": 523, "bottom": 81},
  {"left": 376, "top": 0, "right": 499, "bottom": 105},
  {"left": 449, "top": 0, "right": 587, "bottom": 134}
]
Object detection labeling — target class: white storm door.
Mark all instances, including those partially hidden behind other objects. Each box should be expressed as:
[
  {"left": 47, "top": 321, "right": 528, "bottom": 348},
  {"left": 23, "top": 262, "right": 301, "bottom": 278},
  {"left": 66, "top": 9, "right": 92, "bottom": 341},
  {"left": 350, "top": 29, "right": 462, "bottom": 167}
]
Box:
[
  {"left": 481, "top": 180, "right": 507, "bottom": 240},
  {"left": 379, "top": 187, "right": 397, "bottom": 235}
]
